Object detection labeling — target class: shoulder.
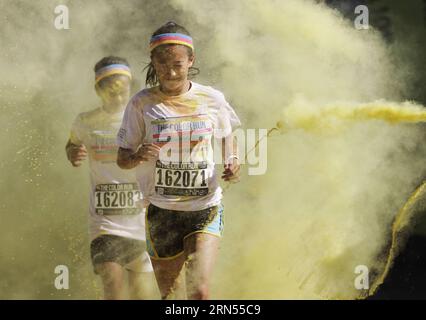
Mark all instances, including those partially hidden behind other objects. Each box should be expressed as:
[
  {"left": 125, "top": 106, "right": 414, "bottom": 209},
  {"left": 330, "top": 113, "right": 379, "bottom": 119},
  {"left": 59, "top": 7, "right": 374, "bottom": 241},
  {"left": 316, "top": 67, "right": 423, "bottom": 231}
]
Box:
[
  {"left": 127, "top": 87, "right": 158, "bottom": 112},
  {"left": 191, "top": 83, "right": 231, "bottom": 112},
  {"left": 73, "top": 107, "right": 102, "bottom": 126},
  {"left": 192, "top": 82, "right": 227, "bottom": 102}
]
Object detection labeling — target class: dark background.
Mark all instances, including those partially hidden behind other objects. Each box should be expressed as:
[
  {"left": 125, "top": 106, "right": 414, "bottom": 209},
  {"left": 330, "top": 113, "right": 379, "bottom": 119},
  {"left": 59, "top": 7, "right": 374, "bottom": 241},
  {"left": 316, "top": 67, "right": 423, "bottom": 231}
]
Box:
[{"left": 325, "top": 0, "right": 426, "bottom": 299}]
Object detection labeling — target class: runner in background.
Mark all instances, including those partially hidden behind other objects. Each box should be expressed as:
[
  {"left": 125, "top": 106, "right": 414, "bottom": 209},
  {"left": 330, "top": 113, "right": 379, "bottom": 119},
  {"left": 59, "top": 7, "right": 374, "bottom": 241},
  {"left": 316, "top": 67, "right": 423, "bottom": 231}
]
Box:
[{"left": 66, "top": 56, "right": 158, "bottom": 299}]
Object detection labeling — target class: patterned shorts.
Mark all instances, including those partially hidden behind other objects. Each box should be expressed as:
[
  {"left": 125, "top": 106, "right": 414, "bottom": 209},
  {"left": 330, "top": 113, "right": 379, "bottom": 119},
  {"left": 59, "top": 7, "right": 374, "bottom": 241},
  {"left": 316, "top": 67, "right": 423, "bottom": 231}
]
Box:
[{"left": 146, "top": 203, "right": 224, "bottom": 259}]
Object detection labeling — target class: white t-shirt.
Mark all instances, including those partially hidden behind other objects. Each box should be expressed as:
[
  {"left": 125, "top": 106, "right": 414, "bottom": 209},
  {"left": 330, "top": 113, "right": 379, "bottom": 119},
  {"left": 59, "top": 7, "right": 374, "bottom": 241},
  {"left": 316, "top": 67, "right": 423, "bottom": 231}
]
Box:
[
  {"left": 70, "top": 107, "right": 146, "bottom": 241},
  {"left": 117, "top": 82, "right": 241, "bottom": 211}
]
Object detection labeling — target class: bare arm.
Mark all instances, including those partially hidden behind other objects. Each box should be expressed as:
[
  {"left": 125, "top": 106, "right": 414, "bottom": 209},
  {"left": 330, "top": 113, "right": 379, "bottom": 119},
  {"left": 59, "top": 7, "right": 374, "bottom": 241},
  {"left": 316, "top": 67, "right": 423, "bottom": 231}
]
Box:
[
  {"left": 117, "top": 147, "right": 142, "bottom": 170},
  {"left": 117, "top": 144, "right": 161, "bottom": 170},
  {"left": 221, "top": 135, "right": 240, "bottom": 182},
  {"left": 65, "top": 139, "right": 88, "bottom": 167}
]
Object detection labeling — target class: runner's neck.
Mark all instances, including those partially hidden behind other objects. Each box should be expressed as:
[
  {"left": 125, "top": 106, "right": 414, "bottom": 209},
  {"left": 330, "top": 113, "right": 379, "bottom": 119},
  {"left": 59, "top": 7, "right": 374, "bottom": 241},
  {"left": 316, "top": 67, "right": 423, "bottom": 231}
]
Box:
[
  {"left": 159, "top": 80, "right": 192, "bottom": 97},
  {"left": 101, "top": 104, "right": 125, "bottom": 115}
]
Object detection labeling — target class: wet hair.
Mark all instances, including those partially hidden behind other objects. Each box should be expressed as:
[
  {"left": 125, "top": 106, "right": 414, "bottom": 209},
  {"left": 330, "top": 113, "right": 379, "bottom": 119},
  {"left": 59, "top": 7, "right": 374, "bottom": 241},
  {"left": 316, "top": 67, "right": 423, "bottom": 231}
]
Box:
[
  {"left": 144, "top": 21, "right": 200, "bottom": 87},
  {"left": 94, "top": 56, "right": 130, "bottom": 88}
]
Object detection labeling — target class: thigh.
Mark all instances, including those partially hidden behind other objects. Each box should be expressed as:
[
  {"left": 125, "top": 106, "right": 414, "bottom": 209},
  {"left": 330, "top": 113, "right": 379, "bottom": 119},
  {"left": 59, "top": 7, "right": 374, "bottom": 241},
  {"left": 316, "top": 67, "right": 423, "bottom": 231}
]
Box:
[
  {"left": 95, "top": 261, "right": 125, "bottom": 280},
  {"left": 151, "top": 254, "right": 187, "bottom": 299},
  {"left": 146, "top": 204, "right": 223, "bottom": 299},
  {"left": 125, "top": 252, "right": 158, "bottom": 299},
  {"left": 127, "top": 269, "right": 160, "bottom": 300},
  {"left": 182, "top": 204, "right": 223, "bottom": 287},
  {"left": 125, "top": 251, "right": 153, "bottom": 273},
  {"left": 95, "top": 261, "right": 126, "bottom": 300},
  {"left": 183, "top": 233, "right": 220, "bottom": 293},
  {"left": 90, "top": 235, "right": 145, "bottom": 271}
]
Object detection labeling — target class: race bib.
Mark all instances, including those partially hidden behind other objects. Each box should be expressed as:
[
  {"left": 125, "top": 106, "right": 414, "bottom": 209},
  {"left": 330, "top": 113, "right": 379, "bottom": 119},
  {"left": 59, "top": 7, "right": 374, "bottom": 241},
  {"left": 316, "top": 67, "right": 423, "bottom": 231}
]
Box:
[
  {"left": 155, "top": 160, "right": 209, "bottom": 196},
  {"left": 94, "top": 183, "right": 142, "bottom": 215}
]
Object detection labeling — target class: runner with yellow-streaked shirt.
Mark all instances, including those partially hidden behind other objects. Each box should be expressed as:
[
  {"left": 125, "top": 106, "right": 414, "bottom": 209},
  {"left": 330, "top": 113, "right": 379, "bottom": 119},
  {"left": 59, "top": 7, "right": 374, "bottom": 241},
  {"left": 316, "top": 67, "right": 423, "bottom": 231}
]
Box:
[
  {"left": 65, "top": 56, "right": 158, "bottom": 300},
  {"left": 117, "top": 22, "right": 241, "bottom": 300}
]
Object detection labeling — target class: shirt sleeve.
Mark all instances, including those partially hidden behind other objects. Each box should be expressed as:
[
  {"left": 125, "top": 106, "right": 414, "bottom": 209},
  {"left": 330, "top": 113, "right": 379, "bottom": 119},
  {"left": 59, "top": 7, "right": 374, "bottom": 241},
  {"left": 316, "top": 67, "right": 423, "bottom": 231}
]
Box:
[
  {"left": 214, "top": 92, "right": 241, "bottom": 139},
  {"left": 69, "top": 114, "right": 84, "bottom": 145},
  {"left": 117, "top": 96, "right": 145, "bottom": 152}
]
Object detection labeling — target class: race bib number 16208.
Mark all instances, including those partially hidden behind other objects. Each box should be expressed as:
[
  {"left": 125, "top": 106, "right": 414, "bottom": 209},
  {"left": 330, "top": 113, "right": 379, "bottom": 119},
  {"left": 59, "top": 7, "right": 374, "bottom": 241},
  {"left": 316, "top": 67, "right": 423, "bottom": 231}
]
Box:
[{"left": 95, "top": 183, "right": 142, "bottom": 215}]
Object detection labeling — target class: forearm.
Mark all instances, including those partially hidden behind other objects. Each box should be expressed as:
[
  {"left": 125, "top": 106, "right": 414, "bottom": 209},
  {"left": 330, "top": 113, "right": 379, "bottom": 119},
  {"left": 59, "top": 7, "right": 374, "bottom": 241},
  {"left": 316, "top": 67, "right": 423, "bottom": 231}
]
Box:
[
  {"left": 117, "top": 147, "right": 142, "bottom": 169},
  {"left": 65, "top": 139, "right": 88, "bottom": 167},
  {"left": 222, "top": 135, "right": 239, "bottom": 164}
]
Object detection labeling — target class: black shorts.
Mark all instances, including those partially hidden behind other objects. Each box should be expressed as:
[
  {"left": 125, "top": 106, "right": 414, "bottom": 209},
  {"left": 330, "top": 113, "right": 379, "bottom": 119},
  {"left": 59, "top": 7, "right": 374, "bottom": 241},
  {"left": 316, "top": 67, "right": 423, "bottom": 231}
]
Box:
[
  {"left": 90, "top": 235, "right": 146, "bottom": 272},
  {"left": 146, "top": 203, "right": 224, "bottom": 260}
]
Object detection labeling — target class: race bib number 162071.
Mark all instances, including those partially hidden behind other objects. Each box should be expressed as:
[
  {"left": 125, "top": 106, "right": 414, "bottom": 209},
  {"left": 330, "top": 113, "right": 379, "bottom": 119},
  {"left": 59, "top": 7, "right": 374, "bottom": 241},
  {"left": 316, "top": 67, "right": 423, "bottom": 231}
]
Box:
[{"left": 155, "top": 161, "right": 209, "bottom": 196}]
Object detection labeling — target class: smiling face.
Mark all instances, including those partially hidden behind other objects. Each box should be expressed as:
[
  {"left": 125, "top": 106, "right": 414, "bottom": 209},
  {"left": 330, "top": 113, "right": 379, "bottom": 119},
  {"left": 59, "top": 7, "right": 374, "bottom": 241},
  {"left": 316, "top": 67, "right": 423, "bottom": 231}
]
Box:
[{"left": 151, "top": 45, "right": 194, "bottom": 95}]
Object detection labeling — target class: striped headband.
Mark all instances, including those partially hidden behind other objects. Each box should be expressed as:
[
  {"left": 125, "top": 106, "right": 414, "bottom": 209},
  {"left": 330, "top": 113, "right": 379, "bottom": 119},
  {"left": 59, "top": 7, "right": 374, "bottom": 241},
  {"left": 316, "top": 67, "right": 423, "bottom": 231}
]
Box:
[
  {"left": 149, "top": 33, "right": 194, "bottom": 52},
  {"left": 95, "top": 64, "right": 132, "bottom": 84}
]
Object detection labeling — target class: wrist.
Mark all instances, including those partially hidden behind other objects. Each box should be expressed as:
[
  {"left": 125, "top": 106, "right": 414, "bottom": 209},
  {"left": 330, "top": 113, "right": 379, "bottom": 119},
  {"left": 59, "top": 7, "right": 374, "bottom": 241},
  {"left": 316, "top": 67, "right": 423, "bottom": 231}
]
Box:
[
  {"left": 225, "top": 154, "right": 239, "bottom": 164},
  {"left": 132, "top": 149, "right": 144, "bottom": 164}
]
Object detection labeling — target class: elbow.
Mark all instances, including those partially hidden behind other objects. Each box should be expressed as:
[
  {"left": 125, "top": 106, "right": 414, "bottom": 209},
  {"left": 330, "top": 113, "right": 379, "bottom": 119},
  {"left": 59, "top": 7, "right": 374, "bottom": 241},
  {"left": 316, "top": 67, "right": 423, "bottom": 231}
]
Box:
[
  {"left": 116, "top": 149, "right": 134, "bottom": 170},
  {"left": 116, "top": 156, "right": 129, "bottom": 169}
]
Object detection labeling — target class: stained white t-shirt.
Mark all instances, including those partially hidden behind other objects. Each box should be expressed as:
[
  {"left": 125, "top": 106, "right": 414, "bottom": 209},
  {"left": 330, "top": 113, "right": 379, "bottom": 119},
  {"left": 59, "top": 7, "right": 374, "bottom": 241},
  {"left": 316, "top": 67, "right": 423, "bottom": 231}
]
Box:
[
  {"left": 70, "top": 107, "right": 146, "bottom": 241},
  {"left": 117, "top": 82, "right": 241, "bottom": 211}
]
